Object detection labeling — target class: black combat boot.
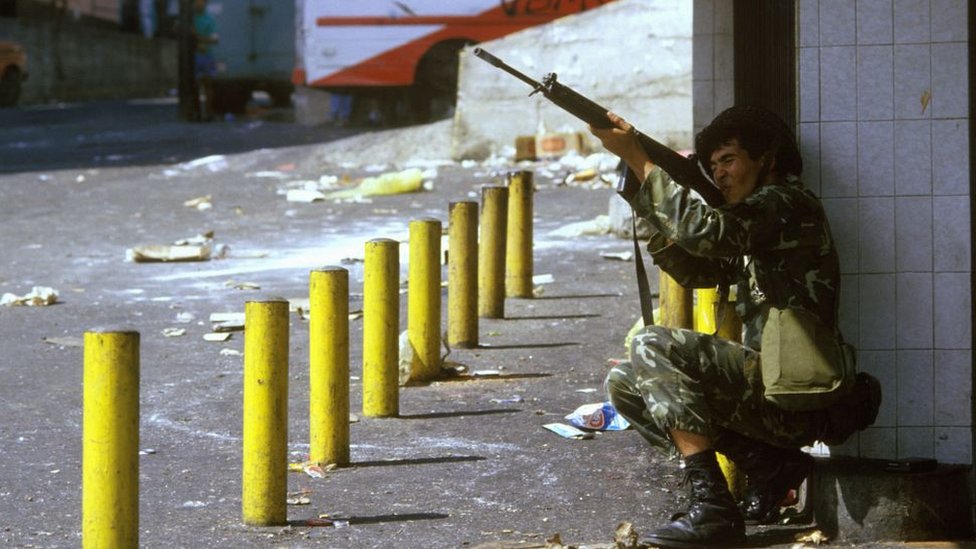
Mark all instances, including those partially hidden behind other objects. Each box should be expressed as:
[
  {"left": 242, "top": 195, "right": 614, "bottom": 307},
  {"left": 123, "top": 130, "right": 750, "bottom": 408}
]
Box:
[
  {"left": 644, "top": 450, "right": 745, "bottom": 548},
  {"left": 712, "top": 428, "right": 813, "bottom": 525}
]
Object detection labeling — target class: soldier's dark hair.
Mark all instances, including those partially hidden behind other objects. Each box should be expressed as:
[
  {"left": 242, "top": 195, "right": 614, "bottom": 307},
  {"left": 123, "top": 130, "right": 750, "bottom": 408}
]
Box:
[{"left": 695, "top": 105, "right": 803, "bottom": 178}]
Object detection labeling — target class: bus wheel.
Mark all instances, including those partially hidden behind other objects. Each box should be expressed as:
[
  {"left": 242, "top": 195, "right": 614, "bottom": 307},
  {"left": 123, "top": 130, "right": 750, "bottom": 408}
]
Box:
[{"left": 411, "top": 39, "right": 473, "bottom": 123}]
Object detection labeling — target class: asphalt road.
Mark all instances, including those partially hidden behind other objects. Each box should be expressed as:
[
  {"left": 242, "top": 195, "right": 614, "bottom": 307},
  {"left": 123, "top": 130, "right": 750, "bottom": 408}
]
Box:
[{"left": 0, "top": 100, "right": 921, "bottom": 548}]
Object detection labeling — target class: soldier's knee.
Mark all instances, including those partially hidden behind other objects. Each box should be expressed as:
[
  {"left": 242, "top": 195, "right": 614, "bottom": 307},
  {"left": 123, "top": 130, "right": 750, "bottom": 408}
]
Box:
[
  {"left": 604, "top": 360, "right": 637, "bottom": 396},
  {"left": 630, "top": 325, "right": 677, "bottom": 362}
]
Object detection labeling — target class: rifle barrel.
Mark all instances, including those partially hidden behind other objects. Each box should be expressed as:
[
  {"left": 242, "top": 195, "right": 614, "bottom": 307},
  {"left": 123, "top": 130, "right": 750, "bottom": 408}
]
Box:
[{"left": 472, "top": 48, "right": 542, "bottom": 90}]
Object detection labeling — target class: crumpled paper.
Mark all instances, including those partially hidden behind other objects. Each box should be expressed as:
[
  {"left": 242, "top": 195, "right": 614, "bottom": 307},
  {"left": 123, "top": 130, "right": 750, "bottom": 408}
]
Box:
[{"left": 1, "top": 286, "right": 59, "bottom": 307}]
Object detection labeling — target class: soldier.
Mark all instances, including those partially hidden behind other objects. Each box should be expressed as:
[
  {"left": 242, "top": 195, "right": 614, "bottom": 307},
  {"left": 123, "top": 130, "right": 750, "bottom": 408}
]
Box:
[{"left": 588, "top": 106, "right": 879, "bottom": 548}]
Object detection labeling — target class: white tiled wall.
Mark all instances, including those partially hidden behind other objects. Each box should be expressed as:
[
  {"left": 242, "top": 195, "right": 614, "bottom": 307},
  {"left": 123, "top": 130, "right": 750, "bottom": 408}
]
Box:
[{"left": 693, "top": 0, "right": 972, "bottom": 464}]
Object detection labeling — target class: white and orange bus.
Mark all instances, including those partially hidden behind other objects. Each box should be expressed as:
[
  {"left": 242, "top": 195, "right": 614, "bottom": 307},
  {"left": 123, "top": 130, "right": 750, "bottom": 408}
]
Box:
[{"left": 294, "top": 0, "right": 616, "bottom": 122}]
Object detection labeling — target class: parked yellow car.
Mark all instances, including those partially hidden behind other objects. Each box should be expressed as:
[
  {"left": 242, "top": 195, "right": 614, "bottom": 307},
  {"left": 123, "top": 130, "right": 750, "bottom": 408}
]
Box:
[{"left": 0, "top": 41, "right": 27, "bottom": 107}]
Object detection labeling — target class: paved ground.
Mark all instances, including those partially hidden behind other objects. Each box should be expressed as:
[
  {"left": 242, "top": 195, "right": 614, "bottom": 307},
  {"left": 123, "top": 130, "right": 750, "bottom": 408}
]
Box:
[{"left": 0, "top": 100, "right": 954, "bottom": 548}]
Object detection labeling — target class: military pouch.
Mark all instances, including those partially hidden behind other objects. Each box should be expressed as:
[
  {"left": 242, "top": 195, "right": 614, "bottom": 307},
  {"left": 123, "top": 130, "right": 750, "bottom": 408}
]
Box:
[{"left": 761, "top": 307, "right": 855, "bottom": 411}]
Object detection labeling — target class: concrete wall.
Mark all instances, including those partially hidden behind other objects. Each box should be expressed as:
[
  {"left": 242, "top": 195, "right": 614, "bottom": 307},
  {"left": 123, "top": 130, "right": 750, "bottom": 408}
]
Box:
[
  {"left": 452, "top": 0, "right": 692, "bottom": 160},
  {"left": 0, "top": 16, "right": 176, "bottom": 104}
]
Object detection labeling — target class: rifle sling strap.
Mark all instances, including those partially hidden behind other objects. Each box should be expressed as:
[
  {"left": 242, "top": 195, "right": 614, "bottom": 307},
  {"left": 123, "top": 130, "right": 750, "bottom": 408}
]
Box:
[{"left": 631, "top": 210, "right": 656, "bottom": 328}]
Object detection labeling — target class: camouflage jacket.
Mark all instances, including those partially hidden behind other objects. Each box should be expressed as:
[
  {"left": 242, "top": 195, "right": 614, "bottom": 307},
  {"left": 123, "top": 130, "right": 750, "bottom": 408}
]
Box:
[{"left": 629, "top": 166, "right": 841, "bottom": 350}]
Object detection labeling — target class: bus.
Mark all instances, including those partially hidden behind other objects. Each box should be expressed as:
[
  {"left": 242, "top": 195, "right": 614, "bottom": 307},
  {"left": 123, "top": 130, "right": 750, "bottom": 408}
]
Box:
[{"left": 294, "top": 0, "right": 615, "bottom": 123}]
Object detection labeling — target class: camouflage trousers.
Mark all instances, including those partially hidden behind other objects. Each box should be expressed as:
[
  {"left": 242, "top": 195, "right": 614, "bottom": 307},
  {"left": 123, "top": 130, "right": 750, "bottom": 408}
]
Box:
[{"left": 605, "top": 325, "right": 825, "bottom": 455}]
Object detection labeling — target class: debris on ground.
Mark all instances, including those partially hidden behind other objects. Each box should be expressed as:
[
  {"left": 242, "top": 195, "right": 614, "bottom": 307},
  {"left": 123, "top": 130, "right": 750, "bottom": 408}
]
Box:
[
  {"left": 613, "top": 522, "right": 639, "bottom": 549},
  {"left": 162, "top": 327, "right": 187, "bottom": 338},
  {"left": 42, "top": 336, "right": 83, "bottom": 347},
  {"left": 209, "top": 312, "right": 245, "bottom": 332},
  {"left": 548, "top": 216, "right": 613, "bottom": 238},
  {"left": 183, "top": 195, "right": 213, "bottom": 211},
  {"left": 793, "top": 529, "right": 829, "bottom": 545},
  {"left": 320, "top": 168, "right": 425, "bottom": 200},
  {"left": 127, "top": 232, "right": 227, "bottom": 263},
  {"left": 564, "top": 402, "right": 630, "bottom": 431},
  {"left": 600, "top": 251, "right": 633, "bottom": 262},
  {"left": 203, "top": 332, "right": 232, "bottom": 342},
  {"left": 126, "top": 244, "right": 211, "bottom": 262},
  {"left": 542, "top": 423, "right": 594, "bottom": 440},
  {"left": 1, "top": 286, "right": 59, "bottom": 306}
]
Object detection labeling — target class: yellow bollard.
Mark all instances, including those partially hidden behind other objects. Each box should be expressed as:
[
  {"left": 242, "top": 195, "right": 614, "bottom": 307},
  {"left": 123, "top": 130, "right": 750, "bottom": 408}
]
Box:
[
  {"left": 478, "top": 185, "right": 508, "bottom": 318},
  {"left": 505, "top": 170, "right": 534, "bottom": 298},
  {"left": 83, "top": 329, "right": 140, "bottom": 549},
  {"left": 694, "top": 287, "right": 745, "bottom": 498},
  {"left": 408, "top": 218, "right": 443, "bottom": 381},
  {"left": 242, "top": 298, "right": 289, "bottom": 526},
  {"left": 363, "top": 238, "right": 399, "bottom": 417},
  {"left": 659, "top": 271, "right": 694, "bottom": 329},
  {"left": 448, "top": 201, "right": 479, "bottom": 348},
  {"left": 309, "top": 267, "right": 349, "bottom": 466}
]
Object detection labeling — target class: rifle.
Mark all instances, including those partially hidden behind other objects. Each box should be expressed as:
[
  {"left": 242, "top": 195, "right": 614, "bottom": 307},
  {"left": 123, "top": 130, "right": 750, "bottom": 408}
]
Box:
[{"left": 472, "top": 47, "right": 724, "bottom": 207}]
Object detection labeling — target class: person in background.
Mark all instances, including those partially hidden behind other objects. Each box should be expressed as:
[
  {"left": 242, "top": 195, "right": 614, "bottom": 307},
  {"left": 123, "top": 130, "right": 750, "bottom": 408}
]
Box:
[{"left": 192, "top": 0, "right": 218, "bottom": 120}]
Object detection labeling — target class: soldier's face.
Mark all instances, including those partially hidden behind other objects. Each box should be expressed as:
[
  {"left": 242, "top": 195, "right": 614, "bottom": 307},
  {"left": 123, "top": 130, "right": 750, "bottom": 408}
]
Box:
[{"left": 709, "top": 140, "right": 764, "bottom": 205}]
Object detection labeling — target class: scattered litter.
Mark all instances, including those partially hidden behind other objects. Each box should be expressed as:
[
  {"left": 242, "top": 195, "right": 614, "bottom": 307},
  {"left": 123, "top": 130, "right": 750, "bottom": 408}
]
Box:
[
  {"left": 288, "top": 461, "right": 337, "bottom": 478},
  {"left": 162, "top": 327, "right": 187, "bottom": 338},
  {"left": 1, "top": 286, "right": 59, "bottom": 307},
  {"left": 126, "top": 245, "right": 211, "bottom": 263},
  {"left": 532, "top": 274, "right": 554, "bottom": 285},
  {"left": 542, "top": 423, "right": 594, "bottom": 440},
  {"left": 348, "top": 310, "right": 363, "bottom": 321},
  {"left": 175, "top": 311, "right": 196, "bottom": 324},
  {"left": 305, "top": 517, "right": 333, "bottom": 527},
  {"left": 203, "top": 332, "right": 232, "bottom": 342},
  {"left": 247, "top": 170, "right": 292, "bottom": 179},
  {"left": 173, "top": 232, "right": 215, "bottom": 246},
  {"left": 490, "top": 395, "right": 524, "bottom": 404},
  {"left": 224, "top": 280, "right": 260, "bottom": 290},
  {"left": 182, "top": 500, "right": 207, "bottom": 508},
  {"left": 548, "top": 215, "right": 612, "bottom": 237},
  {"left": 614, "top": 521, "right": 639, "bottom": 549},
  {"left": 794, "top": 530, "right": 829, "bottom": 545},
  {"left": 286, "top": 496, "right": 311, "bottom": 505},
  {"left": 210, "top": 312, "right": 245, "bottom": 332},
  {"left": 180, "top": 154, "right": 228, "bottom": 172},
  {"left": 139, "top": 448, "right": 157, "bottom": 455},
  {"left": 574, "top": 388, "right": 598, "bottom": 394},
  {"left": 183, "top": 195, "right": 212, "bottom": 210},
  {"left": 321, "top": 168, "right": 424, "bottom": 200},
  {"left": 565, "top": 402, "right": 630, "bottom": 431},
  {"left": 219, "top": 348, "right": 242, "bottom": 357},
  {"left": 472, "top": 369, "right": 501, "bottom": 377},
  {"left": 286, "top": 189, "right": 327, "bottom": 203},
  {"left": 42, "top": 336, "right": 83, "bottom": 347},
  {"left": 600, "top": 251, "right": 634, "bottom": 261}
]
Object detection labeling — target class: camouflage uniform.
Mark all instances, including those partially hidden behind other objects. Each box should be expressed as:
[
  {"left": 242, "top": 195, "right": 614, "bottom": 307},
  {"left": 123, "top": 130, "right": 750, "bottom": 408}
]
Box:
[{"left": 606, "top": 166, "right": 840, "bottom": 454}]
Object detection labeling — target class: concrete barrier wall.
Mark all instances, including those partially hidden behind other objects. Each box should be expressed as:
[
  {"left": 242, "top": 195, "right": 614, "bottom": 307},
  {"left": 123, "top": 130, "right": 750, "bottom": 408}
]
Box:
[
  {"left": 0, "top": 17, "right": 176, "bottom": 104},
  {"left": 452, "top": 0, "right": 692, "bottom": 160}
]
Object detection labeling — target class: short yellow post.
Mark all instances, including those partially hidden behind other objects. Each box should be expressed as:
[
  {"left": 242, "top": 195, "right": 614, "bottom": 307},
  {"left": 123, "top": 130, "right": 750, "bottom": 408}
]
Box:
[
  {"left": 659, "top": 271, "right": 694, "bottom": 329},
  {"left": 363, "top": 238, "right": 399, "bottom": 417},
  {"left": 694, "top": 287, "right": 745, "bottom": 498},
  {"left": 408, "top": 217, "right": 443, "bottom": 381},
  {"left": 242, "top": 298, "right": 289, "bottom": 526},
  {"left": 505, "top": 170, "right": 534, "bottom": 297},
  {"left": 309, "top": 267, "right": 349, "bottom": 467},
  {"left": 83, "top": 329, "right": 140, "bottom": 549},
  {"left": 448, "top": 201, "right": 478, "bottom": 348},
  {"left": 478, "top": 185, "right": 508, "bottom": 318}
]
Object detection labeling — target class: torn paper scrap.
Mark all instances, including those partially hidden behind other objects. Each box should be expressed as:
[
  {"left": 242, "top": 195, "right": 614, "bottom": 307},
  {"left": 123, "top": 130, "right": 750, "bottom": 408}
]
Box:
[
  {"left": 1, "top": 286, "right": 59, "bottom": 306},
  {"left": 126, "top": 245, "right": 211, "bottom": 263},
  {"left": 542, "top": 423, "right": 594, "bottom": 440}
]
